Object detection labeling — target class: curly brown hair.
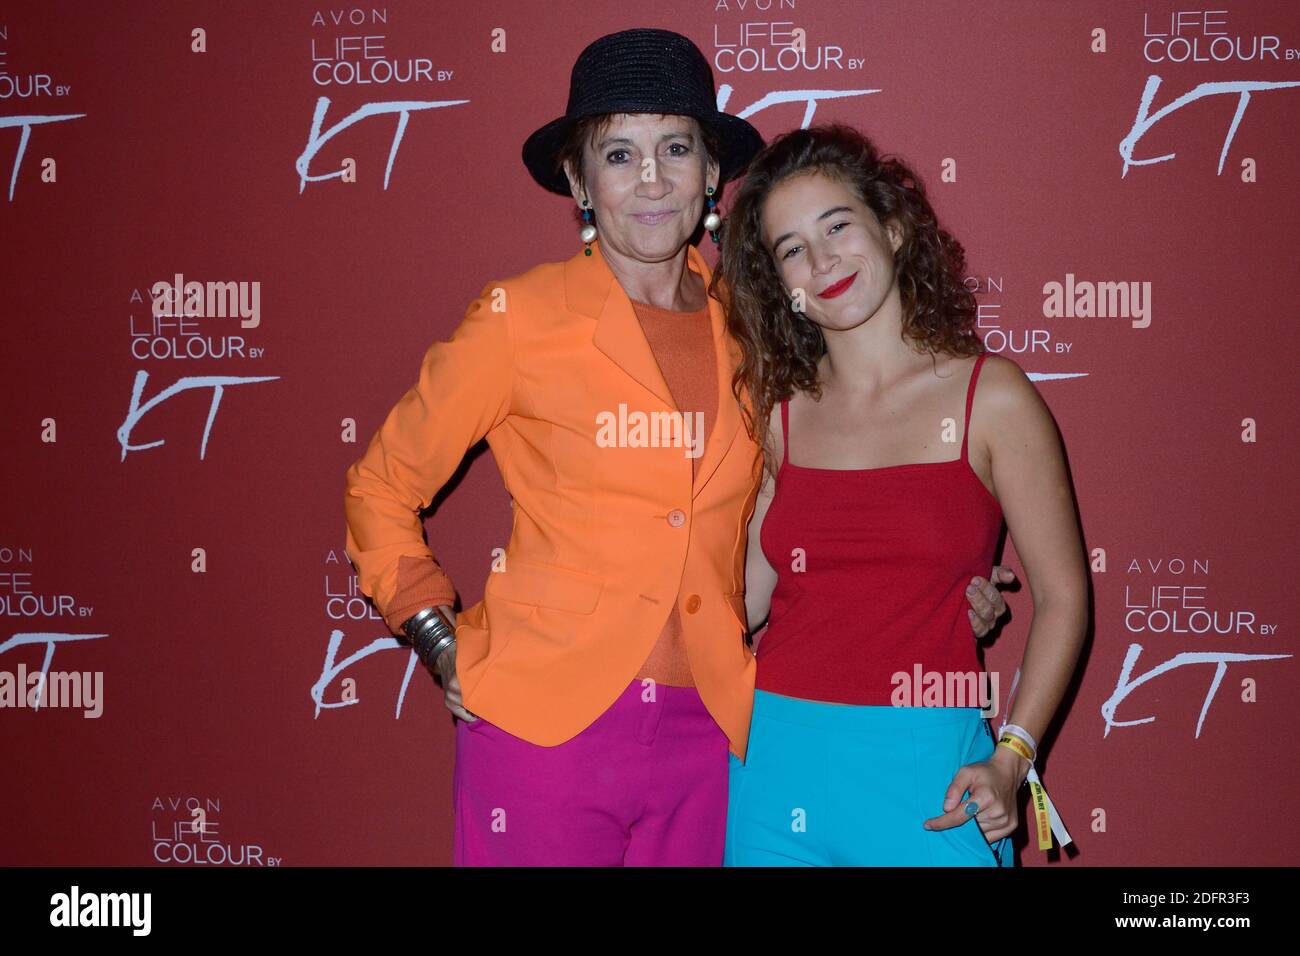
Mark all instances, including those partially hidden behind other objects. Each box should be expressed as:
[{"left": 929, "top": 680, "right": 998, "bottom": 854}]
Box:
[{"left": 709, "top": 123, "right": 982, "bottom": 482}]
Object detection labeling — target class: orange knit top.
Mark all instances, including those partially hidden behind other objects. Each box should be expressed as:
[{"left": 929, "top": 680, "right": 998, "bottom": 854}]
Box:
[{"left": 629, "top": 297, "right": 718, "bottom": 688}]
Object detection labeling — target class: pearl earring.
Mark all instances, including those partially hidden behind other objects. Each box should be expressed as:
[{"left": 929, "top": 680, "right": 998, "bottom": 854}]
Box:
[
  {"left": 703, "top": 185, "right": 721, "bottom": 244},
  {"left": 580, "top": 199, "right": 597, "bottom": 256}
]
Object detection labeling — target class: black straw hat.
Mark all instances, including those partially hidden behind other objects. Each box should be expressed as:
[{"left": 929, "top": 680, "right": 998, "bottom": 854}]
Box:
[{"left": 521, "top": 28, "right": 764, "bottom": 196}]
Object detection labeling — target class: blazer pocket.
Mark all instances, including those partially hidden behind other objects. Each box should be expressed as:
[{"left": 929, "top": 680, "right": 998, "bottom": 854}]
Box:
[
  {"left": 725, "top": 590, "right": 748, "bottom": 634},
  {"left": 486, "top": 559, "right": 605, "bottom": 615}
]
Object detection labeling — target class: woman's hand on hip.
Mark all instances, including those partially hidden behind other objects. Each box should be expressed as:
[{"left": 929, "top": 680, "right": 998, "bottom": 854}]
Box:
[
  {"left": 922, "top": 748, "right": 1024, "bottom": 842},
  {"left": 428, "top": 628, "right": 478, "bottom": 723}
]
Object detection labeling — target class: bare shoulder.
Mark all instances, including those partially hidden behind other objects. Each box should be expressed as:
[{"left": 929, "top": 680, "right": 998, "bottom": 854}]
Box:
[
  {"left": 974, "top": 353, "right": 1060, "bottom": 448},
  {"left": 976, "top": 353, "right": 1045, "bottom": 411}
]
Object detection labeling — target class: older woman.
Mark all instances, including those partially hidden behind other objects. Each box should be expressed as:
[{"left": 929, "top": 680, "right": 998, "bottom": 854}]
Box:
[{"left": 343, "top": 29, "right": 1010, "bottom": 867}]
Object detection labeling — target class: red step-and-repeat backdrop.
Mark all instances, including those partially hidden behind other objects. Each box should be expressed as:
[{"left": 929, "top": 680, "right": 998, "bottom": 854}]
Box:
[{"left": 3, "top": 0, "right": 1296, "bottom": 866}]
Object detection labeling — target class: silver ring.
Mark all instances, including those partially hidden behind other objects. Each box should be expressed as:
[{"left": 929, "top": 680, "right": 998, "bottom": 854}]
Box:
[{"left": 964, "top": 801, "right": 980, "bottom": 816}]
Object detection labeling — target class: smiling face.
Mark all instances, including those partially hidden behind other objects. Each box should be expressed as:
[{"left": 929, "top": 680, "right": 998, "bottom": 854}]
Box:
[
  {"left": 564, "top": 113, "right": 719, "bottom": 265},
  {"left": 761, "top": 169, "right": 903, "bottom": 332}
]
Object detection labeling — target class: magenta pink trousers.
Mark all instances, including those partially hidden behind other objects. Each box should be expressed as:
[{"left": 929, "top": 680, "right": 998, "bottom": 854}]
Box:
[{"left": 453, "top": 678, "right": 730, "bottom": 866}]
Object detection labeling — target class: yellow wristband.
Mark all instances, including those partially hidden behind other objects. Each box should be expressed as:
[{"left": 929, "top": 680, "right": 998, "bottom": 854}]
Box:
[
  {"left": 997, "top": 735, "right": 1034, "bottom": 762},
  {"left": 999, "top": 730, "right": 1036, "bottom": 758},
  {"left": 1028, "top": 777, "right": 1054, "bottom": 850}
]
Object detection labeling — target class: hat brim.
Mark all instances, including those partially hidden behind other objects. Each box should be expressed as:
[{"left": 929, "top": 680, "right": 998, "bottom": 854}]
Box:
[{"left": 522, "top": 109, "right": 764, "bottom": 196}]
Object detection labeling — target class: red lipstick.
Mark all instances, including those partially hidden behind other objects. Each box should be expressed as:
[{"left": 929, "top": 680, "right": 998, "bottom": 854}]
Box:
[{"left": 817, "top": 272, "right": 859, "bottom": 299}]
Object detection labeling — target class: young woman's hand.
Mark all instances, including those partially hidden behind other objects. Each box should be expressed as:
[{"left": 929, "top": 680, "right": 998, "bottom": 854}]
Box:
[
  {"left": 922, "top": 745, "right": 1029, "bottom": 842},
  {"left": 966, "top": 564, "right": 1017, "bottom": 637}
]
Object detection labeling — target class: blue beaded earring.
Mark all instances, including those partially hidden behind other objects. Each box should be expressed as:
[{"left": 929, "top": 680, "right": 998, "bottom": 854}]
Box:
[
  {"left": 704, "top": 185, "right": 721, "bottom": 245},
  {"left": 580, "top": 198, "right": 596, "bottom": 255}
]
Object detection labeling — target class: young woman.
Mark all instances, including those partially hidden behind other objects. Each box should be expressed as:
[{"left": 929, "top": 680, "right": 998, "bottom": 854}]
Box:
[
  {"left": 715, "top": 124, "right": 1088, "bottom": 866},
  {"left": 345, "top": 34, "right": 1011, "bottom": 867}
]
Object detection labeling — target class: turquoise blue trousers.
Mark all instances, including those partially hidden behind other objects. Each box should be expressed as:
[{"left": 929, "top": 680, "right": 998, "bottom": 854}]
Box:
[{"left": 725, "top": 689, "right": 1015, "bottom": 866}]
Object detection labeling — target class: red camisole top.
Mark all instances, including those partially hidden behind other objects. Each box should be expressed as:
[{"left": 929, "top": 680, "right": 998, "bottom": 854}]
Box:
[{"left": 755, "top": 352, "right": 1003, "bottom": 705}]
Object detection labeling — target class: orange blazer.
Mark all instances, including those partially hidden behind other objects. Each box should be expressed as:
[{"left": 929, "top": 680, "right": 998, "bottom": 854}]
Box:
[{"left": 344, "top": 239, "right": 763, "bottom": 760}]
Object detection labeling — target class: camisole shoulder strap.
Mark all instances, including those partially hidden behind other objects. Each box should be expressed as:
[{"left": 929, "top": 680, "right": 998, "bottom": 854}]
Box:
[
  {"left": 779, "top": 397, "right": 791, "bottom": 467},
  {"left": 961, "top": 352, "right": 988, "bottom": 458}
]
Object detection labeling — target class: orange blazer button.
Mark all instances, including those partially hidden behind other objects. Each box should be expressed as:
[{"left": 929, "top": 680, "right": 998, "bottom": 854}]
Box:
[
  {"left": 667, "top": 509, "right": 686, "bottom": 527},
  {"left": 684, "top": 594, "right": 702, "bottom": 613}
]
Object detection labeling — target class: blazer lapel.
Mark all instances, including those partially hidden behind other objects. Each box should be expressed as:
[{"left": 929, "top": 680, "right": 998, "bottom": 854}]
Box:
[
  {"left": 576, "top": 241, "right": 676, "bottom": 409},
  {"left": 566, "top": 239, "right": 743, "bottom": 498},
  {"left": 690, "top": 246, "right": 743, "bottom": 500}
]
